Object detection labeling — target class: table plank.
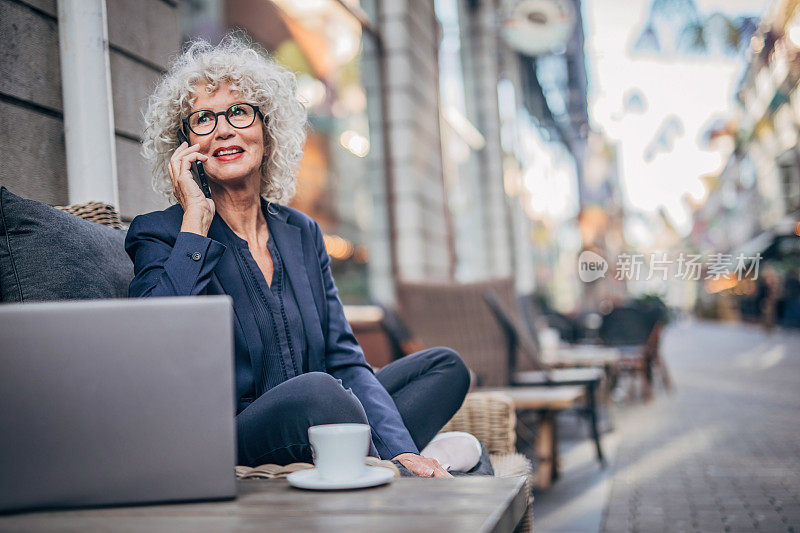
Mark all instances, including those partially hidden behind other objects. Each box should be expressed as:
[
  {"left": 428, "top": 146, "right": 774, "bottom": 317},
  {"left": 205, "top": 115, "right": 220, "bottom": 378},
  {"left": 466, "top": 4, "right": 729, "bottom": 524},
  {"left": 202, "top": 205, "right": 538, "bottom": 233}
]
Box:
[
  {"left": 484, "top": 386, "right": 585, "bottom": 410},
  {"left": 0, "top": 477, "right": 527, "bottom": 532}
]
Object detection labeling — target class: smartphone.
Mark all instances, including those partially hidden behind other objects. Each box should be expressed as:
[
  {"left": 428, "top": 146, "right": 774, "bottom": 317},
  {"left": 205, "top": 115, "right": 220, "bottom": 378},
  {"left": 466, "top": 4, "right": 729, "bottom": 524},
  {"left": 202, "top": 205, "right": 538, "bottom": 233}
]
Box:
[{"left": 177, "top": 129, "right": 212, "bottom": 198}]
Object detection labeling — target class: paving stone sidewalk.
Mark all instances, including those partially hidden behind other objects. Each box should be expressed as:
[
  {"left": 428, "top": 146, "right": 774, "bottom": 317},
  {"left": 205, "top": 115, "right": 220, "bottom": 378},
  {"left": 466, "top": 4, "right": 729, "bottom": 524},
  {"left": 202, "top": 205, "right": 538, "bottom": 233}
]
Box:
[{"left": 601, "top": 320, "right": 800, "bottom": 533}]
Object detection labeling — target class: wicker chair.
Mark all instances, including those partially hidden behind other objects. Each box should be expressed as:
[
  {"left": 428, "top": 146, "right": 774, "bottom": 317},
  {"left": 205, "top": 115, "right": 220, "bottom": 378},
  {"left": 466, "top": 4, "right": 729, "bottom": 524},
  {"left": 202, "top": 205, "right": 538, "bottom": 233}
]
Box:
[
  {"left": 598, "top": 305, "right": 673, "bottom": 401},
  {"left": 397, "top": 279, "right": 513, "bottom": 387},
  {"left": 53, "top": 201, "right": 124, "bottom": 228},
  {"left": 441, "top": 391, "right": 532, "bottom": 533}
]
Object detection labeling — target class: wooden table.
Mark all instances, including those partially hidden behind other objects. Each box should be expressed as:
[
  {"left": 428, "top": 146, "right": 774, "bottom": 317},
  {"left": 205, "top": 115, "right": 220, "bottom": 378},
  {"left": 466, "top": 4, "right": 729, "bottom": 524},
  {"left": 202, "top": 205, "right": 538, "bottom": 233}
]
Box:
[
  {"left": 0, "top": 477, "right": 528, "bottom": 532},
  {"left": 484, "top": 386, "right": 586, "bottom": 489}
]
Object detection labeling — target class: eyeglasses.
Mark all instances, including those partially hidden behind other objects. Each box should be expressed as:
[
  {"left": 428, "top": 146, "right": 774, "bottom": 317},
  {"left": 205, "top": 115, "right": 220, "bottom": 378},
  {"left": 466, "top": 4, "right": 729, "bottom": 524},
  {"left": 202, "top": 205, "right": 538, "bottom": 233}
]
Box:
[{"left": 182, "top": 103, "right": 263, "bottom": 136}]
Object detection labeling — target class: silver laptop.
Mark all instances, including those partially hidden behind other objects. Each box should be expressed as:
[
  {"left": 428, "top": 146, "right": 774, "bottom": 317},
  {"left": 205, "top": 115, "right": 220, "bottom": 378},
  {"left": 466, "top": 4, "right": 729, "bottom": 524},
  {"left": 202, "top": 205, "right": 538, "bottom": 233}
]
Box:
[{"left": 0, "top": 296, "right": 237, "bottom": 512}]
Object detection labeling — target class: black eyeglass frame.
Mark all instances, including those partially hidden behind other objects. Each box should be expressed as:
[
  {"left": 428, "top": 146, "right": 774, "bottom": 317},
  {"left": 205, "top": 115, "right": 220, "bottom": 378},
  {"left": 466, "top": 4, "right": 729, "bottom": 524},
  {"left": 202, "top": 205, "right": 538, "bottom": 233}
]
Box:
[{"left": 181, "top": 103, "right": 265, "bottom": 136}]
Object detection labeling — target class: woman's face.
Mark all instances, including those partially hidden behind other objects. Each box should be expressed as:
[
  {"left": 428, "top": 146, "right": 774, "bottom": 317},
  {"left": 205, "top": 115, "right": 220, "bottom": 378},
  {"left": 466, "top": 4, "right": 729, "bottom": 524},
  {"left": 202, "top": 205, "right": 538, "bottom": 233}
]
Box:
[{"left": 187, "top": 83, "right": 265, "bottom": 188}]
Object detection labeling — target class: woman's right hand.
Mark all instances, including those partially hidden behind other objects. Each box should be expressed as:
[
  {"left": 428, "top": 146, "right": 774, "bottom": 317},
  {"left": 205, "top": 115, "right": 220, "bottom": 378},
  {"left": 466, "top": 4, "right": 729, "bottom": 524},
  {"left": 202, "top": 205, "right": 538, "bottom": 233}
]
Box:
[
  {"left": 169, "top": 142, "right": 215, "bottom": 236},
  {"left": 392, "top": 453, "right": 452, "bottom": 478}
]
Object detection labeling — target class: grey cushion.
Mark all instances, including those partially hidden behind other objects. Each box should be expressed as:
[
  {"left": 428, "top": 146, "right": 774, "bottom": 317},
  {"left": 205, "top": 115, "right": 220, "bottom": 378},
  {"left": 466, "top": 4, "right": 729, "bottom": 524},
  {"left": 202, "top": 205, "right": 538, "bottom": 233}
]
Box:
[{"left": 0, "top": 187, "right": 133, "bottom": 302}]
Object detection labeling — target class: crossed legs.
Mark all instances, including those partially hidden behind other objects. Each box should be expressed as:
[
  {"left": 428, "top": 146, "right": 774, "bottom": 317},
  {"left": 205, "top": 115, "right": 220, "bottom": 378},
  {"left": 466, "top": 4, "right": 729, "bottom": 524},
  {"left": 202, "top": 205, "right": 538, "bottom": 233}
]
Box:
[{"left": 235, "top": 347, "right": 469, "bottom": 466}]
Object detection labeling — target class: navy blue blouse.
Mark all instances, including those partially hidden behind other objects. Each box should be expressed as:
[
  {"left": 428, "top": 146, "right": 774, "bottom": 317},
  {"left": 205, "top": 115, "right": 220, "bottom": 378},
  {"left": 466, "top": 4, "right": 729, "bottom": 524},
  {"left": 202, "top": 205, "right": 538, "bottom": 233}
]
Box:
[{"left": 223, "top": 221, "right": 307, "bottom": 397}]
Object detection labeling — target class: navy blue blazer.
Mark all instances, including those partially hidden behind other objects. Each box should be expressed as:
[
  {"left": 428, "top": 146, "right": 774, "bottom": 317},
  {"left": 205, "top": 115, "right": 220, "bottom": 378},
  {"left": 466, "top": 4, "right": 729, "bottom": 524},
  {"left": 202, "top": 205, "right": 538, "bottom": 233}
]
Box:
[{"left": 124, "top": 202, "right": 418, "bottom": 459}]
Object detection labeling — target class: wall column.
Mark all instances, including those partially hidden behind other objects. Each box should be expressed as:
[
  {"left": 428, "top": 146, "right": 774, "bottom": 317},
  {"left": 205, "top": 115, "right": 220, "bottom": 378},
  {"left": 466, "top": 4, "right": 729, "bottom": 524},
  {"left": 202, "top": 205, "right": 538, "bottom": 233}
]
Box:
[
  {"left": 57, "top": 0, "right": 118, "bottom": 206},
  {"left": 463, "top": 0, "right": 514, "bottom": 279},
  {"left": 377, "top": 0, "right": 453, "bottom": 282}
]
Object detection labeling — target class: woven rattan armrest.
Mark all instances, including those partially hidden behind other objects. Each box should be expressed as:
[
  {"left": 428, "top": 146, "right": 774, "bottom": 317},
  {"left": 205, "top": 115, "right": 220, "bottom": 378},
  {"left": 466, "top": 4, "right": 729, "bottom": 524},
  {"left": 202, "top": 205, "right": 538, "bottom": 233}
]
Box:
[
  {"left": 441, "top": 391, "right": 517, "bottom": 455},
  {"left": 440, "top": 391, "right": 532, "bottom": 532},
  {"left": 53, "top": 201, "right": 124, "bottom": 229}
]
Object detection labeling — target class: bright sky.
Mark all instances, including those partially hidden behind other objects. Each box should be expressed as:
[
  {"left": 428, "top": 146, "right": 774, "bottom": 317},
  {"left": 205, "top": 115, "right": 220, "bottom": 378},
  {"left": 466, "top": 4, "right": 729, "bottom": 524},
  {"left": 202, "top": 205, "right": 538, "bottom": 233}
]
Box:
[{"left": 584, "top": 0, "right": 769, "bottom": 238}]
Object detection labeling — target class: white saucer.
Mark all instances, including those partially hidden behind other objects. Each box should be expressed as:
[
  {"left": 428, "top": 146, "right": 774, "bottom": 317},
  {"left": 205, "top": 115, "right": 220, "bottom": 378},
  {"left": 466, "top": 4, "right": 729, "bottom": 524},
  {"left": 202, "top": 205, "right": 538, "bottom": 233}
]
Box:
[{"left": 287, "top": 466, "right": 395, "bottom": 491}]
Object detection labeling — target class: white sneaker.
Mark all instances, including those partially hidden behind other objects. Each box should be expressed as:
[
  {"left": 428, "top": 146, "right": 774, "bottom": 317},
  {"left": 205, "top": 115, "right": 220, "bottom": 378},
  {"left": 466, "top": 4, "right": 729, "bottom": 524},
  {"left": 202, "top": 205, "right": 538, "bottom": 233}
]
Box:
[{"left": 420, "top": 431, "right": 482, "bottom": 472}]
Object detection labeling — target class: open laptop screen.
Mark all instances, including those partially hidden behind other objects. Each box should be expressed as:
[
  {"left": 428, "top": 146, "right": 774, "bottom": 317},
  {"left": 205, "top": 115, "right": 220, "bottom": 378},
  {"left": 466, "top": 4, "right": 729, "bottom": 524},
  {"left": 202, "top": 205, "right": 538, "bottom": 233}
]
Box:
[{"left": 0, "top": 296, "right": 237, "bottom": 512}]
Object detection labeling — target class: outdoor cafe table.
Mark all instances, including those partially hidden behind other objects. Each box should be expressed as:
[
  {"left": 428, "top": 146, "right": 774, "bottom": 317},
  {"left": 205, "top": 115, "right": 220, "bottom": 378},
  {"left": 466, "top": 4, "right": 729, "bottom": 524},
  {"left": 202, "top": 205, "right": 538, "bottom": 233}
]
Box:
[{"left": 0, "top": 477, "right": 529, "bottom": 532}]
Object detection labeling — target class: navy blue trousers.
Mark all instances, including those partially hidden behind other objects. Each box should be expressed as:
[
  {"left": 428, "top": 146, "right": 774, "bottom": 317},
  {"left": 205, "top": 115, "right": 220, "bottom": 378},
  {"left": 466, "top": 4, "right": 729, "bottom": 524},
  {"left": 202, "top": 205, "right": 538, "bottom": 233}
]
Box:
[{"left": 236, "top": 347, "right": 470, "bottom": 466}]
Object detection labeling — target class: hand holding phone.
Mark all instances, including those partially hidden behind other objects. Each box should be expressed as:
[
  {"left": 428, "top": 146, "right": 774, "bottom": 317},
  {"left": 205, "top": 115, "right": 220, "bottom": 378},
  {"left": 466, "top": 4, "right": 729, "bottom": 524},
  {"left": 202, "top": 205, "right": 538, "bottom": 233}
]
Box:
[
  {"left": 177, "top": 129, "right": 212, "bottom": 199},
  {"left": 171, "top": 130, "right": 214, "bottom": 236}
]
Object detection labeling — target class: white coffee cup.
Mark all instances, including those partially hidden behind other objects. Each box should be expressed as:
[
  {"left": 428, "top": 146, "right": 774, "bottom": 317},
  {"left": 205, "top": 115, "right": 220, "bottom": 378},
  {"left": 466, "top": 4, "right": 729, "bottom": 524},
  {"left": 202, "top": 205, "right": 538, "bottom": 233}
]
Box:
[{"left": 308, "top": 423, "right": 371, "bottom": 482}]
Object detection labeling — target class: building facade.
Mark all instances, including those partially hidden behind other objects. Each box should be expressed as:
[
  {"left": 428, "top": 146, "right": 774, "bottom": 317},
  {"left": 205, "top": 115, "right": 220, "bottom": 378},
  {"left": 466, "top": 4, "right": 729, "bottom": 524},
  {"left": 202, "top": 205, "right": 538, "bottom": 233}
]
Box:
[
  {"left": 689, "top": 0, "right": 800, "bottom": 320},
  {"left": 691, "top": 0, "right": 800, "bottom": 258},
  {"left": 0, "top": 0, "right": 176, "bottom": 218}
]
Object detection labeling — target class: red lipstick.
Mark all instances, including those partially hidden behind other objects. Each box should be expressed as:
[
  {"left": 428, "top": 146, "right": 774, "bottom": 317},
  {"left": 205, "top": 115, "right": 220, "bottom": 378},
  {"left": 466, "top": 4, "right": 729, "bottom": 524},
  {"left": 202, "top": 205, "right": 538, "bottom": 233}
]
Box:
[{"left": 213, "top": 145, "right": 244, "bottom": 161}]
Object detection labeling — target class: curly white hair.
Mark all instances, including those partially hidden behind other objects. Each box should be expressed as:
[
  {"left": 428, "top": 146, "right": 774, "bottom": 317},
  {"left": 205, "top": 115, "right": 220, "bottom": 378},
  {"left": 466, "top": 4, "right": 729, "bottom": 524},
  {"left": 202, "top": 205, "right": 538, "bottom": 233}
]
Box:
[{"left": 142, "top": 34, "right": 307, "bottom": 204}]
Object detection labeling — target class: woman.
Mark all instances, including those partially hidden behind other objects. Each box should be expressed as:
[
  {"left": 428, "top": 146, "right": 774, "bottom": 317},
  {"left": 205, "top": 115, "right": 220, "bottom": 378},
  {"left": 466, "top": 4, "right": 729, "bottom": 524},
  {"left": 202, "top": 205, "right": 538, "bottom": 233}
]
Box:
[{"left": 125, "top": 36, "right": 474, "bottom": 478}]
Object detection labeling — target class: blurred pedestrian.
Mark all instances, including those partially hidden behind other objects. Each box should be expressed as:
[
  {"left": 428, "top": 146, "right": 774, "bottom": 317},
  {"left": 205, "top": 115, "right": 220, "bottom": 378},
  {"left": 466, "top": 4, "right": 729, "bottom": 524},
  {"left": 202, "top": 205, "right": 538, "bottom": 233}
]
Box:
[
  {"left": 757, "top": 267, "right": 778, "bottom": 332},
  {"left": 781, "top": 269, "right": 800, "bottom": 329}
]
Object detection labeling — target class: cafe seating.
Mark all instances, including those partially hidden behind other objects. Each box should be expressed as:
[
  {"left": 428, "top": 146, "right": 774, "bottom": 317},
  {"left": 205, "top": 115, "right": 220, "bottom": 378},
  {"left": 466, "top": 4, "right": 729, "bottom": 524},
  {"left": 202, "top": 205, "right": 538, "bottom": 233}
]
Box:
[
  {"left": 598, "top": 304, "right": 673, "bottom": 401},
  {"left": 396, "top": 279, "right": 599, "bottom": 489}
]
